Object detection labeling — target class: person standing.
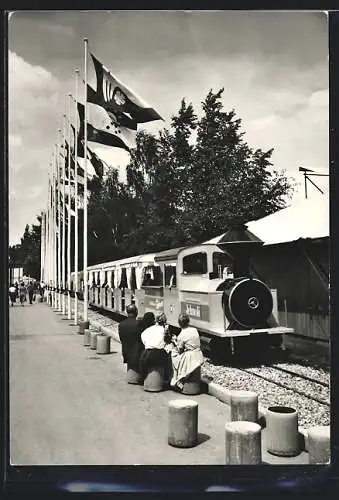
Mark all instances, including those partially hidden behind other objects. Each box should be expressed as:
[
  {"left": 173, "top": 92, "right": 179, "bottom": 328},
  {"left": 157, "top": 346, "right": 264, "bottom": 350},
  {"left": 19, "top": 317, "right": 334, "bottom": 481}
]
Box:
[
  {"left": 9, "top": 284, "right": 17, "bottom": 306},
  {"left": 18, "top": 282, "right": 26, "bottom": 306},
  {"left": 118, "top": 304, "right": 143, "bottom": 375},
  {"left": 27, "top": 281, "right": 34, "bottom": 305},
  {"left": 40, "top": 281, "right": 46, "bottom": 302}
]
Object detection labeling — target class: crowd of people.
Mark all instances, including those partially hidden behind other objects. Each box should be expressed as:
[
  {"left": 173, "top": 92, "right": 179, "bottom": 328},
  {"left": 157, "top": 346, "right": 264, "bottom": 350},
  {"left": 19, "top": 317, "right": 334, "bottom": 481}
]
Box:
[
  {"left": 8, "top": 281, "right": 46, "bottom": 307},
  {"left": 118, "top": 305, "right": 204, "bottom": 392}
]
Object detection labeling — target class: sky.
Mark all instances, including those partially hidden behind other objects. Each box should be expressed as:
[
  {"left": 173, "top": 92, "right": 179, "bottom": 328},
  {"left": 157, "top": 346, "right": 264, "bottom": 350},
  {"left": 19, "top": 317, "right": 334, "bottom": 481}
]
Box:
[{"left": 8, "top": 10, "right": 329, "bottom": 246}]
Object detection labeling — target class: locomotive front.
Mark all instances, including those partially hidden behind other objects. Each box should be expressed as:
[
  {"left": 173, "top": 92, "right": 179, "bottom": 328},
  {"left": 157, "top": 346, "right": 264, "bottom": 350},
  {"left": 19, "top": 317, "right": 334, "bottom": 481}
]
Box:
[
  {"left": 222, "top": 277, "right": 273, "bottom": 329},
  {"left": 176, "top": 225, "right": 294, "bottom": 357}
]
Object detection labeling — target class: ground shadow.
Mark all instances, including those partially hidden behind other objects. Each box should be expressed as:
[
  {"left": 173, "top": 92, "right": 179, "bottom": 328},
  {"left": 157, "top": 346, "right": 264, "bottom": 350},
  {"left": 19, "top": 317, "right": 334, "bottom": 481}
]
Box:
[
  {"left": 197, "top": 433, "right": 210, "bottom": 445},
  {"left": 10, "top": 333, "right": 77, "bottom": 340}
]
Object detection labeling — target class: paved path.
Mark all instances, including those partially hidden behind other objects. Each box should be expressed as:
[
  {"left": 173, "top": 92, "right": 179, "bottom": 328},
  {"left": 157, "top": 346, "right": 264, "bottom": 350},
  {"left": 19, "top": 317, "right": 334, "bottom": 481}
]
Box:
[{"left": 9, "top": 301, "right": 308, "bottom": 465}]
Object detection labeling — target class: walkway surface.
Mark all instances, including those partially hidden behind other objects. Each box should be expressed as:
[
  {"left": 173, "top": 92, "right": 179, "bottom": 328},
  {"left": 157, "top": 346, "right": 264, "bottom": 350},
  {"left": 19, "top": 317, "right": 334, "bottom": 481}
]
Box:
[{"left": 9, "top": 301, "right": 308, "bottom": 466}]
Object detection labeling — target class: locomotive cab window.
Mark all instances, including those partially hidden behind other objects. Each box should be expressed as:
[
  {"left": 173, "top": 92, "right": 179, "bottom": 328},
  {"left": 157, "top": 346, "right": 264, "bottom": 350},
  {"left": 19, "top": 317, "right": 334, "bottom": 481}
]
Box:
[
  {"left": 212, "top": 252, "right": 234, "bottom": 279},
  {"left": 165, "top": 265, "right": 177, "bottom": 288},
  {"left": 182, "top": 252, "right": 207, "bottom": 275}
]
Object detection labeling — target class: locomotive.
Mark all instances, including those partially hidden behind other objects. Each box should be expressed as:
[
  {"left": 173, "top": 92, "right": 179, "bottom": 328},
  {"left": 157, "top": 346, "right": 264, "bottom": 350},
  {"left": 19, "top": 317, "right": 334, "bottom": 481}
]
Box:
[{"left": 71, "top": 225, "right": 293, "bottom": 357}]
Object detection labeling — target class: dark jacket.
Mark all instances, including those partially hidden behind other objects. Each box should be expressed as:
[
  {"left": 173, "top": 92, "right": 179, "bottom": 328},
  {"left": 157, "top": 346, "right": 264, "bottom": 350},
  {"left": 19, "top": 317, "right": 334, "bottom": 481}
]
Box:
[{"left": 118, "top": 316, "right": 143, "bottom": 369}]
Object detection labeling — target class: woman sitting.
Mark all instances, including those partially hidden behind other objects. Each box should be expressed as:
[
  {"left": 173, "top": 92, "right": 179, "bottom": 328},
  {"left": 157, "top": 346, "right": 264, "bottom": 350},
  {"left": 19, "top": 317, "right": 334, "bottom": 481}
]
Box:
[
  {"left": 137, "top": 311, "right": 156, "bottom": 355},
  {"left": 139, "top": 312, "right": 169, "bottom": 381},
  {"left": 170, "top": 313, "right": 204, "bottom": 391}
]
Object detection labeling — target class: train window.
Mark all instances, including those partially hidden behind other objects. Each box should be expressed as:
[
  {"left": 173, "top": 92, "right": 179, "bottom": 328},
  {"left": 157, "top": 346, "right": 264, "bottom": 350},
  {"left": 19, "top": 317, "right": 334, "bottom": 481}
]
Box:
[
  {"left": 142, "top": 266, "right": 163, "bottom": 286},
  {"left": 97, "top": 271, "right": 100, "bottom": 286},
  {"left": 111, "top": 270, "right": 115, "bottom": 288},
  {"left": 213, "top": 252, "right": 234, "bottom": 279},
  {"left": 102, "top": 271, "right": 108, "bottom": 287},
  {"left": 165, "top": 265, "right": 177, "bottom": 288},
  {"left": 183, "top": 252, "right": 207, "bottom": 275},
  {"left": 130, "top": 267, "right": 137, "bottom": 291},
  {"left": 119, "top": 268, "right": 128, "bottom": 289}
]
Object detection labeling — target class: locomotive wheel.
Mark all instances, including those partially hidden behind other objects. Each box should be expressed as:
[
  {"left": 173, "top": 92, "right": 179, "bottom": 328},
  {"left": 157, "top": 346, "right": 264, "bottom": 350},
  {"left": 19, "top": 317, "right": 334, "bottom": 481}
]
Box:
[{"left": 224, "top": 278, "right": 273, "bottom": 328}]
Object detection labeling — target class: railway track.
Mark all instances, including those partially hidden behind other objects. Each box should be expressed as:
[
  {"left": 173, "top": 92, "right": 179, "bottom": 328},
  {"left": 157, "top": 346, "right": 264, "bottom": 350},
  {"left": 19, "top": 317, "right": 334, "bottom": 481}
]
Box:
[
  {"left": 270, "top": 363, "right": 329, "bottom": 388},
  {"left": 237, "top": 366, "right": 330, "bottom": 407}
]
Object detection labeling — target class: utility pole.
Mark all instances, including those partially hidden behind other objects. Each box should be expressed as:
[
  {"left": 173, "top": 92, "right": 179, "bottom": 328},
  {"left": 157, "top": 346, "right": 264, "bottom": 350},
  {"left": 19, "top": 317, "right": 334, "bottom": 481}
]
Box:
[{"left": 299, "top": 167, "right": 328, "bottom": 199}]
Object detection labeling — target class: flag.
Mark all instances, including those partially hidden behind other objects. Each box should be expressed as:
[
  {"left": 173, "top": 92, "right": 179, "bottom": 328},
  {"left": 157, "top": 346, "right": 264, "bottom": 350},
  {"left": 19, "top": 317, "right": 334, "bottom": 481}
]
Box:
[
  {"left": 77, "top": 102, "right": 132, "bottom": 153},
  {"left": 89, "top": 53, "right": 163, "bottom": 124},
  {"left": 63, "top": 139, "right": 97, "bottom": 182},
  {"left": 87, "top": 147, "right": 104, "bottom": 178}
]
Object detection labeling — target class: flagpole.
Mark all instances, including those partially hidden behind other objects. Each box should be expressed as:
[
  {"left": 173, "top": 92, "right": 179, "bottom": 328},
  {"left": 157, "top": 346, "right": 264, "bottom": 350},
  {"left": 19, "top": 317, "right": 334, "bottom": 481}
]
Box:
[
  {"left": 83, "top": 37, "right": 89, "bottom": 324},
  {"left": 74, "top": 69, "right": 79, "bottom": 326},
  {"left": 46, "top": 164, "right": 51, "bottom": 300},
  {"left": 57, "top": 135, "right": 62, "bottom": 311},
  {"left": 62, "top": 113, "right": 67, "bottom": 315},
  {"left": 40, "top": 210, "right": 45, "bottom": 283},
  {"left": 67, "top": 93, "right": 72, "bottom": 320},
  {"left": 52, "top": 151, "right": 57, "bottom": 309},
  {"left": 48, "top": 158, "right": 53, "bottom": 303}
]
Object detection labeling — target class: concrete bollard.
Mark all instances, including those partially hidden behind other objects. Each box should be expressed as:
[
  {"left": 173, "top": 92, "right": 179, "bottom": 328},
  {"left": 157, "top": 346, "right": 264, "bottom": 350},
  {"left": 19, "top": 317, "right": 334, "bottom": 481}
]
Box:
[
  {"left": 90, "top": 331, "right": 98, "bottom": 350},
  {"left": 230, "top": 390, "right": 258, "bottom": 423},
  {"left": 83, "top": 328, "right": 91, "bottom": 346},
  {"left": 182, "top": 367, "right": 201, "bottom": 395},
  {"left": 127, "top": 365, "right": 142, "bottom": 384},
  {"left": 225, "top": 421, "right": 262, "bottom": 465},
  {"left": 78, "top": 320, "right": 89, "bottom": 335},
  {"left": 144, "top": 366, "right": 165, "bottom": 392},
  {"left": 265, "top": 406, "right": 300, "bottom": 457},
  {"left": 308, "top": 426, "right": 330, "bottom": 464},
  {"left": 168, "top": 399, "right": 198, "bottom": 448},
  {"left": 96, "top": 334, "right": 110, "bottom": 354}
]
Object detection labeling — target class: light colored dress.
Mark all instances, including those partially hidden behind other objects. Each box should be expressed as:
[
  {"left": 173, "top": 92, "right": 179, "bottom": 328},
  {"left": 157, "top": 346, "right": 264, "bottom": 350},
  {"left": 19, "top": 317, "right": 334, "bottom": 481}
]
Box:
[{"left": 170, "top": 326, "right": 204, "bottom": 389}]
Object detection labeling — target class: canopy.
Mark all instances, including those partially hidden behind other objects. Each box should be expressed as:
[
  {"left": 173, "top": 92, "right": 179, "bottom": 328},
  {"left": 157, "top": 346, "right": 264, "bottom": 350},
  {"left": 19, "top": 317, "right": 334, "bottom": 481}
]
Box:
[{"left": 204, "top": 194, "right": 329, "bottom": 246}]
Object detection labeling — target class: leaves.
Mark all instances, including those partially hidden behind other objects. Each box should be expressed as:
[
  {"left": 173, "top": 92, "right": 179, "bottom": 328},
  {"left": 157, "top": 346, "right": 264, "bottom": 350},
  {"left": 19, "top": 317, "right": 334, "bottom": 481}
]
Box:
[{"left": 11, "top": 88, "right": 295, "bottom": 273}]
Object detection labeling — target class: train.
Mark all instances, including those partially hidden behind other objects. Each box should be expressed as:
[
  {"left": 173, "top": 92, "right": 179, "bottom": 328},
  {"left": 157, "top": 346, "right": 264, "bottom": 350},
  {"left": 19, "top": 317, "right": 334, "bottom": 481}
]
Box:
[{"left": 70, "top": 224, "right": 294, "bottom": 357}]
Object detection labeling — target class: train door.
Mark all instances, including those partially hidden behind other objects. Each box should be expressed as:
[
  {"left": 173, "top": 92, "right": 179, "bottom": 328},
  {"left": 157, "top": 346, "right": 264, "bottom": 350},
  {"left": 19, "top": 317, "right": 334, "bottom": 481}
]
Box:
[
  {"left": 163, "top": 263, "right": 180, "bottom": 328},
  {"left": 177, "top": 246, "right": 212, "bottom": 331},
  {"left": 142, "top": 265, "right": 164, "bottom": 316}
]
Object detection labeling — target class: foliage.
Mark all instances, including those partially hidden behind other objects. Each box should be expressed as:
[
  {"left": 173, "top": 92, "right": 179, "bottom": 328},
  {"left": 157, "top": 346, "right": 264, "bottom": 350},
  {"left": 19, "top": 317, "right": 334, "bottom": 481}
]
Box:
[
  {"left": 14, "top": 88, "right": 295, "bottom": 272},
  {"left": 9, "top": 217, "right": 42, "bottom": 280}
]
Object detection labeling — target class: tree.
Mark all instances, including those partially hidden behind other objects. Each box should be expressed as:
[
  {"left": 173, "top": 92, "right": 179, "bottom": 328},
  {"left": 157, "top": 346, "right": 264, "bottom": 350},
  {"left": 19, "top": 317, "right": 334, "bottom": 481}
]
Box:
[
  {"left": 86, "top": 88, "right": 294, "bottom": 258},
  {"left": 179, "top": 88, "right": 294, "bottom": 242},
  {"left": 9, "top": 217, "right": 42, "bottom": 279}
]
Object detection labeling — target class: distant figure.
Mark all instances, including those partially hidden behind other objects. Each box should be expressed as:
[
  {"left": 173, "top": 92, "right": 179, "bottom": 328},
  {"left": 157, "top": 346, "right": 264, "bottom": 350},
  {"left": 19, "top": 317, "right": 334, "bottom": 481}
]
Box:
[
  {"left": 9, "top": 284, "right": 17, "bottom": 306},
  {"left": 170, "top": 313, "right": 204, "bottom": 391},
  {"left": 139, "top": 312, "right": 169, "bottom": 381},
  {"left": 118, "top": 304, "right": 142, "bottom": 375},
  {"left": 40, "top": 281, "right": 46, "bottom": 302},
  {"left": 19, "top": 282, "right": 26, "bottom": 306},
  {"left": 27, "top": 281, "right": 34, "bottom": 305}
]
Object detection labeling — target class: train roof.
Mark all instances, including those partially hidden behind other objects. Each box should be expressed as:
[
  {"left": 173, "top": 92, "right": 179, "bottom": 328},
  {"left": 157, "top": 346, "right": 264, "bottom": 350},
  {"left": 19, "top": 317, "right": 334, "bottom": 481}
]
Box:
[
  {"left": 88, "top": 253, "right": 156, "bottom": 270},
  {"left": 154, "top": 246, "right": 186, "bottom": 263}
]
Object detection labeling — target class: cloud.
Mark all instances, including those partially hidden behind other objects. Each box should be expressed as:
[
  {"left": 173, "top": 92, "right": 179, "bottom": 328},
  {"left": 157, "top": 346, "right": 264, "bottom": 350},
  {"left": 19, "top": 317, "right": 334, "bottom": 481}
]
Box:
[
  {"left": 9, "top": 51, "right": 63, "bottom": 244},
  {"left": 8, "top": 12, "right": 329, "bottom": 245}
]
